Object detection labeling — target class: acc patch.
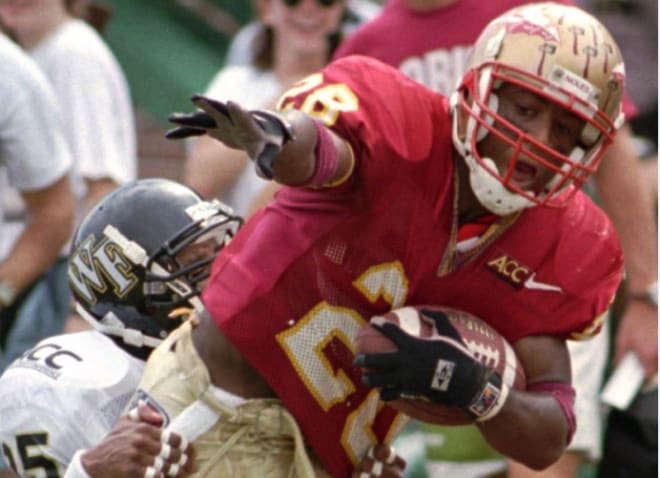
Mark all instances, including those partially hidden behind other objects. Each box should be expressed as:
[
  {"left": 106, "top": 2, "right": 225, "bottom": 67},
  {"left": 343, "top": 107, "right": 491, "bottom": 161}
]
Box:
[{"left": 484, "top": 253, "right": 531, "bottom": 288}]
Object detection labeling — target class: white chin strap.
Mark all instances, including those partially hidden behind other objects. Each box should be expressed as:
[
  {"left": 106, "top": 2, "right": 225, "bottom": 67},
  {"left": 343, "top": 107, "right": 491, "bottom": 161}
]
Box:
[
  {"left": 75, "top": 302, "right": 164, "bottom": 349},
  {"left": 450, "top": 87, "right": 535, "bottom": 216},
  {"left": 465, "top": 154, "right": 535, "bottom": 215}
]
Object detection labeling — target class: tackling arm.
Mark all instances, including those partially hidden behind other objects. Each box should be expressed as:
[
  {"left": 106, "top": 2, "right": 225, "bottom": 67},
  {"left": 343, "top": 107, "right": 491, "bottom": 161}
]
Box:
[
  {"left": 65, "top": 403, "right": 195, "bottom": 478},
  {"left": 167, "top": 96, "right": 354, "bottom": 188}
]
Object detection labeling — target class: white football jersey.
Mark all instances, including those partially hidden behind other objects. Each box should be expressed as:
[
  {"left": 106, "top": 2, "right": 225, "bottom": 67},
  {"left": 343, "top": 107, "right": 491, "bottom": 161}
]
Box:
[{"left": 0, "top": 331, "right": 144, "bottom": 476}]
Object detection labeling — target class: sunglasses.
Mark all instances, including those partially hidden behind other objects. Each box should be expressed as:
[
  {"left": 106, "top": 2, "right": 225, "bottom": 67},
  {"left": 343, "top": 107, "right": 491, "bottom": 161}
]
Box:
[{"left": 282, "top": 0, "right": 340, "bottom": 8}]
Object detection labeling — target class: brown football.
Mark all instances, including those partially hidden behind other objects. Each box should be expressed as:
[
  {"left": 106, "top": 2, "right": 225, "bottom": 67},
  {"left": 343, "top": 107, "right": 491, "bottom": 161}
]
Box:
[{"left": 355, "top": 305, "right": 526, "bottom": 425}]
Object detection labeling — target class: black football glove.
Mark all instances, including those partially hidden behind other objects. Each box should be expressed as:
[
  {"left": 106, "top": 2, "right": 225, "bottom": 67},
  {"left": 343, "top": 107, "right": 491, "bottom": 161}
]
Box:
[
  {"left": 354, "top": 308, "right": 506, "bottom": 421},
  {"left": 166, "top": 95, "right": 293, "bottom": 179}
]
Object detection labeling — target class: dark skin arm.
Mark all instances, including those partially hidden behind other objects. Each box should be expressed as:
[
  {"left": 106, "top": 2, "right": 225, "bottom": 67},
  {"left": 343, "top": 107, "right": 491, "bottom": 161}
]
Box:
[
  {"left": 269, "top": 108, "right": 354, "bottom": 187},
  {"left": 79, "top": 403, "right": 197, "bottom": 478},
  {"left": 479, "top": 335, "right": 572, "bottom": 470},
  {"left": 359, "top": 320, "right": 573, "bottom": 470},
  {"left": 168, "top": 99, "right": 355, "bottom": 189}
]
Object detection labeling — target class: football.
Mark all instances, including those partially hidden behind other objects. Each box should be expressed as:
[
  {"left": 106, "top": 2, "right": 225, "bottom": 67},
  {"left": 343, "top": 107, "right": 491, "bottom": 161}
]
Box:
[{"left": 355, "top": 305, "right": 526, "bottom": 425}]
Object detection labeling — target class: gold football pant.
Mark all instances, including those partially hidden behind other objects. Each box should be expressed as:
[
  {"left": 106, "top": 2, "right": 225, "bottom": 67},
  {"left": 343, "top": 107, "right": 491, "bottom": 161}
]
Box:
[{"left": 138, "top": 320, "right": 330, "bottom": 478}]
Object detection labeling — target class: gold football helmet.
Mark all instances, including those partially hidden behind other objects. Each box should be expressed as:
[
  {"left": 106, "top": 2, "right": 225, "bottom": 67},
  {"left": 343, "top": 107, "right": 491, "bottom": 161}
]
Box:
[{"left": 452, "top": 2, "right": 626, "bottom": 214}]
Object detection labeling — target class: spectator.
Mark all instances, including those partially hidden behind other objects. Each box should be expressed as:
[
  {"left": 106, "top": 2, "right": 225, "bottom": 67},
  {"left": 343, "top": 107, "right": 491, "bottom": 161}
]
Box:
[
  {"left": 576, "top": 0, "right": 658, "bottom": 377},
  {"left": 183, "top": 0, "right": 350, "bottom": 217},
  {"left": 224, "top": 0, "right": 381, "bottom": 67},
  {"left": 0, "top": 0, "right": 137, "bottom": 364},
  {"left": 573, "top": 3, "right": 658, "bottom": 476},
  {"left": 158, "top": 3, "right": 626, "bottom": 476},
  {"left": 0, "top": 29, "right": 74, "bottom": 476},
  {"left": 333, "top": 0, "right": 657, "bottom": 476}
]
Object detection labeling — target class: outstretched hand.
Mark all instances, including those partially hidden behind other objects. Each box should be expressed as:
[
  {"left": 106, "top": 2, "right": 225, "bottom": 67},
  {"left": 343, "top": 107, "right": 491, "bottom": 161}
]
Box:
[{"left": 167, "top": 96, "right": 292, "bottom": 179}]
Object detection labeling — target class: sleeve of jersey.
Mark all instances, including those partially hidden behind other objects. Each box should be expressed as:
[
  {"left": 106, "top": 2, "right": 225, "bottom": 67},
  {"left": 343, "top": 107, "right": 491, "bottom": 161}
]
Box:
[
  {"left": 277, "top": 55, "right": 443, "bottom": 173},
  {"left": 553, "top": 199, "right": 624, "bottom": 340}
]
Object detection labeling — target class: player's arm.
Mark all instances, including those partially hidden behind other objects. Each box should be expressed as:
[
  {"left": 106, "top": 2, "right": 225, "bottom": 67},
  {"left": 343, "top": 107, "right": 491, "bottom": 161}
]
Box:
[
  {"left": 355, "top": 310, "right": 573, "bottom": 470},
  {"left": 64, "top": 404, "right": 196, "bottom": 478},
  {"left": 477, "top": 334, "right": 573, "bottom": 470},
  {"left": 166, "top": 96, "right": 354, "bottom": 188}
]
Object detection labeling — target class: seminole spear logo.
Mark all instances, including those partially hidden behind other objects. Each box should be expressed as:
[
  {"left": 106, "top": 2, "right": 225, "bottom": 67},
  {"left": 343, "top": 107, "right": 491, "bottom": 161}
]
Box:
[{"left": 502, "top": 11, "right": 560, "bottom": 75}]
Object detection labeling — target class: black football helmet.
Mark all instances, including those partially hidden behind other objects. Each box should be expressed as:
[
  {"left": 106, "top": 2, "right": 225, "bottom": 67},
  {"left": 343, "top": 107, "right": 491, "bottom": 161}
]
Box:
[{"left": 67, "top": 178, "right": 242, "bottom": 359}]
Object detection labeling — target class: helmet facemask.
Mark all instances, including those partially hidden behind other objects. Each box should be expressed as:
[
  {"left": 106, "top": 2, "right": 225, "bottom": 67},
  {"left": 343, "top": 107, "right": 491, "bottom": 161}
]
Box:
[
  {"left": 143, "top": 200, "right": 242, "bottom": 319},
  {"left": 452, "top": 3, "right": 625, "bottom": 215},
  {"left": 104, "top": 199, "right": 242, "bottom": 333}
]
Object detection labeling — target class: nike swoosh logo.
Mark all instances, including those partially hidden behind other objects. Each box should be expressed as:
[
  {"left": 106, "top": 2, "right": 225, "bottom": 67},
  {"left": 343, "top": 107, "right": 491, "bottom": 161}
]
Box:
[{"left": 524, "top": 273, "right": 563, "bottom": 293}]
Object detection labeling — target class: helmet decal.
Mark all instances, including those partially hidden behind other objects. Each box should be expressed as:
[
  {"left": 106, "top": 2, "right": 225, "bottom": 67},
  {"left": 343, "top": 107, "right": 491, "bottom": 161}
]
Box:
[
  {"left": 68, "top": 234, "right": 138, "bottom": 305},
  {"left": 503, "top": 11, "right": 559, "bottom": 43}
]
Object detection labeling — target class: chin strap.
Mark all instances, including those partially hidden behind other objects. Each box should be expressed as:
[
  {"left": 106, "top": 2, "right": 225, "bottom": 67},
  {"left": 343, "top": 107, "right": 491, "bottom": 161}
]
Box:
[
  {"left": 466, "top": 154, "right": 535, "bottom": 215},
  {"left": 75, "top": 302, "right": 164, "bottom": 349},
  {"left": 450, "top": 77, "right": 535, "bottom": 216},
  {"left": 451, "top": 106, "right": 534, "bottom": 215}
]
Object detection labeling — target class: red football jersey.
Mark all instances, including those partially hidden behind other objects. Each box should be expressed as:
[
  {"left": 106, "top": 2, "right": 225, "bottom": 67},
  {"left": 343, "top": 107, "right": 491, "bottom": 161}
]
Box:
[{"left": 202, "top": 56, "right": 623, "bottom": 477}]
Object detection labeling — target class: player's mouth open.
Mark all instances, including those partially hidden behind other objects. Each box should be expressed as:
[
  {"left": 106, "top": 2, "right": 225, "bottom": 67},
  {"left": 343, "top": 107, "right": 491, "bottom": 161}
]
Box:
[{"left": 510, "top": 161, "right": 538, "bottom": 190}]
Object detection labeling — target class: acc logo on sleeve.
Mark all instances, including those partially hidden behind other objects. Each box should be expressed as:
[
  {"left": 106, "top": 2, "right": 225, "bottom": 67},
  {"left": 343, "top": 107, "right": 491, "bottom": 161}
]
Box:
[
  {"left": 485, "top": 254, "right": 563, "bottom": 294},
  {"left": 67, "top": 234, "right": 139, "bottom": 306}
]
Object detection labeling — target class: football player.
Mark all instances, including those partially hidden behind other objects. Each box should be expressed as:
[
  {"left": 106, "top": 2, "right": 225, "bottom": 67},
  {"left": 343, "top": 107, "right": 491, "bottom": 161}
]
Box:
[
  {"left": 0, "top": 177, "right": 405, "bottom": 478},
  {"left": 332, "top": 1, "right": 647, "bottom": 476},
  {"left": 0, "top": 178, "right": 242, "bottom": 477},
  {"left": 143, "top": 3, "right": 625, "bottom": 476}
]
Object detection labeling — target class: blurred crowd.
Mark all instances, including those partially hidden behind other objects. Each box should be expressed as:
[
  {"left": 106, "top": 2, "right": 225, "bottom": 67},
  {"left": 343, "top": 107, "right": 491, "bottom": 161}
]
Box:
[{"left": 0, "top": 1, "right": 656, "bottom": 477}]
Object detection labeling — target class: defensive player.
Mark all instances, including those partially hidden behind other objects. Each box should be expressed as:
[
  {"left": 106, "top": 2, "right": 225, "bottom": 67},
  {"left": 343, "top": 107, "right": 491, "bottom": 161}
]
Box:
[
  {"left": 0, "top": 177, "right": 404, "bottom": 478},
  {"left": 142, "top": 3, "right": 625, "bottom": 477},
  {"left": 0, "top": 178, "right": 242, "bottom": 478}
]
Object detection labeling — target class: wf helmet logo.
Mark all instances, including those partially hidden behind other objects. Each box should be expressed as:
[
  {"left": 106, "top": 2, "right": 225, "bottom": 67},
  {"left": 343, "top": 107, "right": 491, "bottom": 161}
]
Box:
[{"left": 68, "top": 234, "right": 139, "bottom": 304}]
